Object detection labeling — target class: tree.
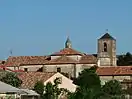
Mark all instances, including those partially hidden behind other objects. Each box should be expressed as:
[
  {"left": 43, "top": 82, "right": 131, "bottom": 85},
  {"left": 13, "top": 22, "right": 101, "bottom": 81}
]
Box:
[
  {"left": 34, "top": 81, "right": 44, "bottom": 98},
  {"left": 43, "top": 77, "right": 65, "bottom": 99},
  {"left": 34, "top": 77, "right": 68, "bottom": 99},
  {"left": 102, "top": 80, "right": 122, "bottom": 98},
  {"left": 117, "top": 52, "right": 132, "bottom": 66},
  {"left": 74, "top": 66, "right": 101, "bottom": 89},
  {"left": 68, "top": 67, "right": 103, "bottom": 99},
  {"left": 0, "top": 72, "right": 22, "bottom": 88}
]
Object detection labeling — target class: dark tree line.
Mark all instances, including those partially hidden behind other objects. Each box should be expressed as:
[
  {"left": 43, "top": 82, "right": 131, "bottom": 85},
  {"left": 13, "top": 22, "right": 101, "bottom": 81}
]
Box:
[{"left": 117, "top": 52, "right": 132, "bottom": 66}]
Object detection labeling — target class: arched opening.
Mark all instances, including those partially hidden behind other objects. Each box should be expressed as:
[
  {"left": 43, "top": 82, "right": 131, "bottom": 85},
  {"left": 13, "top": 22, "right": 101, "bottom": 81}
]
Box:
[{"left": 104, "top": 42, "right": 107, "bottom": 52}]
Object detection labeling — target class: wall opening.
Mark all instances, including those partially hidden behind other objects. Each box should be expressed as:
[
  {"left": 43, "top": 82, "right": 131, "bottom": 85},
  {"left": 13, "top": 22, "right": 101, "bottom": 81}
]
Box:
[
  {"left": 57, "top": 67, "right": 61, "bottom": 72},
  {"left": 24, "top": 68, "right": 28, "bottom": 72},
  {"left": 104, "top": 42, "right": 107, "bottom": 52}
]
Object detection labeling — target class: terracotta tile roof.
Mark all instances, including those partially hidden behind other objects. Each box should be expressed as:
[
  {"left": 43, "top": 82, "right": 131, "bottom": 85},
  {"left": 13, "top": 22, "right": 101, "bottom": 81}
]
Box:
[
  {"left": 51, "top": 48, "right": 84, "bottom": 56},
  {"left": 5, "top": 56, "right": 49, "bottom": 67},
  {"left": 45, "top": 56, "right": 78, "bottom": 64},
  {"left": 18, "top": 72, "right": 55, "bottom": 89},
  {"left": 45, "top": 54, "right": 97, "bottom": 65},
  {"left": 79, "top": 55, "right": 97, "bottom": 64},
  {"left": 96, "top": 66, "right": 132, "bottom": 76}
]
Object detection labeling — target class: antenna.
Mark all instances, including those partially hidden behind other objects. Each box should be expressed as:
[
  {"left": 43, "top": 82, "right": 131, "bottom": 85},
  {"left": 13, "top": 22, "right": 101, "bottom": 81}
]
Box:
[
  {"left": 106, "top": 29, "right": 109, "bottom": 33},
  {"left": 9, "top": 49, "right": 13, "bottom": 56}
]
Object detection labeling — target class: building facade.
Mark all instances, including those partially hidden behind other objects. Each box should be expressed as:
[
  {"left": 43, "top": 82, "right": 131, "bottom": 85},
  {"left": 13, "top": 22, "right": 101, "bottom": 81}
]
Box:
[{"left": 97, "top": 30, "right": 117, "bottom": 66}]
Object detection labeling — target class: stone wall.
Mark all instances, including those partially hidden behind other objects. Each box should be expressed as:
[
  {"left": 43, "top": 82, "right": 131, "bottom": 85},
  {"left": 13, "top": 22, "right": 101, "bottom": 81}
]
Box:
[{"left": 43, "top": 64, "right": 76, "bottom": 77}]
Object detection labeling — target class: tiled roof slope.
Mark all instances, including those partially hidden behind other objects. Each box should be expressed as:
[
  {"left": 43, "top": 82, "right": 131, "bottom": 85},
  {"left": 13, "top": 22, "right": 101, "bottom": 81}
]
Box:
[
  {"left": 45, "top": 54, "right": 97, "bottom": 64},
  {"left": 45, "top": 56, "right": 78, "bottom": 64},
  {"left": 51, "top": 48, "right": 84, "bottom": 56},
  {"left": 5, "top": 56, "right": 49, "bottom": 66},
  {"left": 18, "top": 72, "right": 55, "bottom": 89},
  {"left": 99, "top": 33, "right": 115, "bottom": 40},
  {"left": 96, "top": 66, "right": 132, "bottom": 76},
  {"left": 79, "top": 55, "right": 97, "bottom": 64}
]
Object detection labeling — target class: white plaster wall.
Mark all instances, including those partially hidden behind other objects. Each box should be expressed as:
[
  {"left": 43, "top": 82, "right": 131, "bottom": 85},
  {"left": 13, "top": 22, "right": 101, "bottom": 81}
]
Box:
[
  {"left": 51, "top": 56, "right": 61, "bottom": 60},
  {"left": 44, "top": 73, "right": 77, "bottom": 92},
  {"left": 7, "top": 67, "right": 15, "bottom": 70}
]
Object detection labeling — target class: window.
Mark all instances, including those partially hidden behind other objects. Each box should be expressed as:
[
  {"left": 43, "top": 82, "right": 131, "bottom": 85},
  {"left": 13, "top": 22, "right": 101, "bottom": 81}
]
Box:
[
  {"left": 104, "top": 42, "right": 107, "bottom": 52},
  {"left": 57, "top": 67, "right": 61, "bottom": 72},
  {"left": 24, "top": 68, "right": 28, "bottom": 72}
]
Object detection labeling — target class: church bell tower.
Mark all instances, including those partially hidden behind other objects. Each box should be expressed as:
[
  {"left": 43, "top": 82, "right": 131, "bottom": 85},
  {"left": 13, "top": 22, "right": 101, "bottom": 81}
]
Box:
[{"left": 97, "top": 30, "right": 116, "bottom": 66}]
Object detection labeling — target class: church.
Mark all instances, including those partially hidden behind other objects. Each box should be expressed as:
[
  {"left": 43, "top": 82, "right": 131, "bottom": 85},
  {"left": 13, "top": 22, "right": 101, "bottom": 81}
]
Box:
[{"left": 2, "top": 30, "right": 118, "bottom": 78}]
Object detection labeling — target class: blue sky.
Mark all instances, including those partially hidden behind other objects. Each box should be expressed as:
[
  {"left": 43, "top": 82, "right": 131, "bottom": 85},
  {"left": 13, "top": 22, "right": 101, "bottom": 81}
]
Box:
[{"left": 0, "top": 0, "right": 131, "bottom": 59}]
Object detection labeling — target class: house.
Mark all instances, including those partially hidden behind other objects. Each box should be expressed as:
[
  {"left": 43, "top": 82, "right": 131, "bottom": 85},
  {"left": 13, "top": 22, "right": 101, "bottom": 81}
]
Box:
[
  {"left": 18, "top": 72, "right": 77, "bottom": 92},
  {"left": 96, "top": 66, "right": 132, "bottom": 88},
  {"left": 44, "top": 72, "right": 77, "bottom": 92},
  {"left": 0, "top": 81, "right": 39, "bottom": 99},
  {"left": 4, "top": 56, "right": 48, "bottom": 71}
]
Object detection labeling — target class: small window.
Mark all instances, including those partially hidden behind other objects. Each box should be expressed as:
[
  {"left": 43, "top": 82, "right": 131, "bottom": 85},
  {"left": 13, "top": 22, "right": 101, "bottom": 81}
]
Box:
[
  {"left": 24, "top": 68, "right": 28, "bottom": 72},
  {"left": 57, "top": 67, "right": 61, "bottom": 72},
  {"left": 104, "top": 42, "right": 107, "bottom": 52},
  {"left": 1, "top": 61, "right": 5, "bottom": 64}
]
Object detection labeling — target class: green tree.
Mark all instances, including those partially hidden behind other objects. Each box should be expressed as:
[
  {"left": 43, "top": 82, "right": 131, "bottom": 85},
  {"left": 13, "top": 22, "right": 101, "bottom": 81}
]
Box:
[
  {"left": 0, "top": 72, "right": 22, "bottom": 88},
  {"left": 43, "top": 77, "right": 62, "bottom": 99},
  {"left": 34, "top": 81, "right": 44, "bottom": 98},
  {"left": 74, "top": 66, "right": 101, "bottom": 89},
  {"left": 69, "top": 67, "right": 103, "bottom": 99},
  {"left": 34, "top": 77, "right": 68, "bottom": 99},
  {"left": 102, "top": 80, "right": 122, "bottom": 98},
  {"left": 117, "top": 52, "right": 132, "bottom": 66}
]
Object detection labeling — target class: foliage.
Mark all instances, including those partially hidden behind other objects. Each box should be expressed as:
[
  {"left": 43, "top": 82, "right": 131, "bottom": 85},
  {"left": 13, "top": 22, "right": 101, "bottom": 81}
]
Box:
[
  {"left": 34, "top": 77, "right": 68, "bottom": 99},
  {"left": 68, "top": 87, "right": 106, "bottom": 99},
  {"left": 61, "top": 72, "right": 69, "bottom": 78},
  {"left": 68, "top": 67, "right": 103, "bottom": 99},
  {"left": 74, "top": 66, "right": 101, "bottom": 89},
  {"left": 34, "top": 81, "right": 44, "bottom": 98},
  {"left": 117, "top": 52, "right": 132, "bottom": 66},
  {"left": 68, "top": 67, "right": 124, "bottom": 99},
  {"left": 102, "top": 80, "right": 122, "bottom": 96},
  {"left": 0, "top": 72, "right": 22, "bottom": 88}
]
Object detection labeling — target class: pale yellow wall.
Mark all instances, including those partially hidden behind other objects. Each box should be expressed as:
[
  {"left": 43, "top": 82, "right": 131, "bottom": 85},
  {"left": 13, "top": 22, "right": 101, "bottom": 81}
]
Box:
[
  {"left": 44, "top": 64, "right": 75, "bottom": 77},
  {"left": 67, "top": 55, "right": 82, "bottom": 61},
  {"left": 44, "top": 63, "right": 96, "bottom": 78},
  {"left": 44, "top": 72, "right": 77, "bottom": 92},
  {"left": 19, "top": 65, "right": 43, "bottom": 71},
  {"left": 51, "top": 55, "right": 82, "bottom": 61},
  {"left": 7, "top": 65, "right": 43, "bottom": 71},
  {"left": 99, "top": 75, "right": 131, "bottom": 85}
]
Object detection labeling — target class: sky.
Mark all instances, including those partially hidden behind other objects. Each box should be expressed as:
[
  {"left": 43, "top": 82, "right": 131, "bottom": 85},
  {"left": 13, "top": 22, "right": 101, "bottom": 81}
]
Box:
[{"left": 0, "top": 0, "right": 132, "bottom": 59}]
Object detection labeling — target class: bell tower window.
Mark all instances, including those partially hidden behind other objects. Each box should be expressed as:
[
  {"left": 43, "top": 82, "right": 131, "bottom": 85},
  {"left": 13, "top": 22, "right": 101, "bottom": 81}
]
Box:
[{"left": 104, "top": 42, "right": 107, "bottom": 52}]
